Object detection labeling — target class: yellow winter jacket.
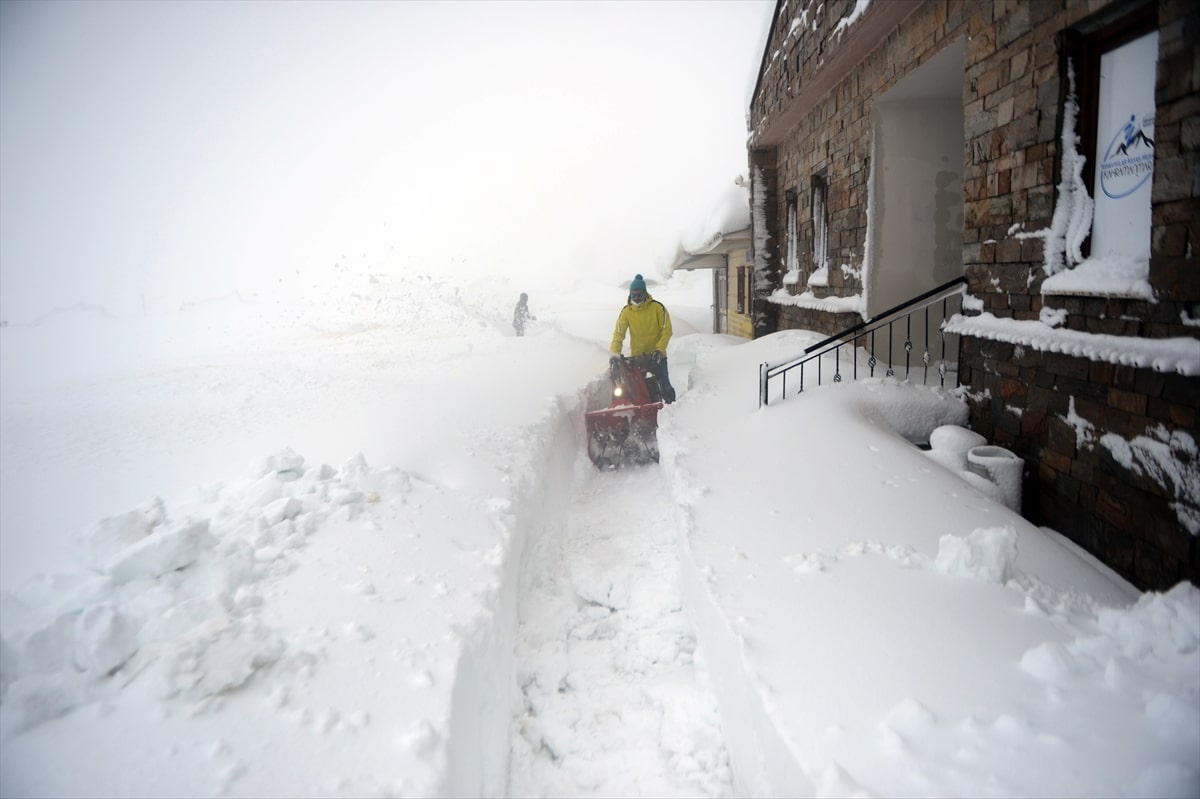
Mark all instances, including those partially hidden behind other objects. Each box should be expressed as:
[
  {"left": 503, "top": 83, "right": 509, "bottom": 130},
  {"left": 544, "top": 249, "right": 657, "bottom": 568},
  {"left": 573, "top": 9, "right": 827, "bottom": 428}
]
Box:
[{"left": 610, "top": 294, "right": 672, "bottom": 356}]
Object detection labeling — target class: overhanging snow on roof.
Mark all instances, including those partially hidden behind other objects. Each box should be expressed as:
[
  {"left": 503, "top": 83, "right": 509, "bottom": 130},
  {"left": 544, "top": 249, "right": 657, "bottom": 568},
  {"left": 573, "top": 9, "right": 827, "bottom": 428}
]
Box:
[
  {"left": 671, "top": 227, "right": 752, "bottom": 271},
  {"left": 751, "top": 1, "right": 921, "bottom": 147}
]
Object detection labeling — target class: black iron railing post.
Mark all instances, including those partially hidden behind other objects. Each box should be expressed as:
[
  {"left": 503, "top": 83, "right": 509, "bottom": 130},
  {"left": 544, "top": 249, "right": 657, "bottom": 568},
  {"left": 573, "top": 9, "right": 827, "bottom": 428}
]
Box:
[
  {"left": 852, "top": 334, "right": 859, "bottom": 381},
  {"left": 905, "top": 315, "right": 913, "bottom": 378},
  {"left": 923, "top": 306, "right": 931, "bottom": 384},
  {"left": 886, "top": 321, "right": 894, "bottom": 378},
  {"left": 939, "top": 297, "right": 948, "bottom": 386}
]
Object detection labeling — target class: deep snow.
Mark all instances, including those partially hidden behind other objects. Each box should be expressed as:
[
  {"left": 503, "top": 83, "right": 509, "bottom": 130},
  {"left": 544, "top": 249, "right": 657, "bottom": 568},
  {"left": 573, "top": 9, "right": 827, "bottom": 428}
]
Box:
[
  {"left": 1, "top": 270, "right": 1197, "bottom": 798},
  {"left": 508, "top": 466, "right": 732, "bottom": 797}
]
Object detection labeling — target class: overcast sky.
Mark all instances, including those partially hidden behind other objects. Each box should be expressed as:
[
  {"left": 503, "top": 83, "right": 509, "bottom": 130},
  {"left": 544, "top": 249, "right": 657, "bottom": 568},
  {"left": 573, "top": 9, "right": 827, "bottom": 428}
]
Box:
[{"left": 0, "top": 0, "right": 773, "bottom": 320}]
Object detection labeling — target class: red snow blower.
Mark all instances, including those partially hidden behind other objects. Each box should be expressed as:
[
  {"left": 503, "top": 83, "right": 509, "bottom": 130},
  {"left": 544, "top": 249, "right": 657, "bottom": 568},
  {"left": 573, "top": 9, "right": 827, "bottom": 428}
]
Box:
[{"left": 585, "top": 354, "right": 666, "bottom": 469}]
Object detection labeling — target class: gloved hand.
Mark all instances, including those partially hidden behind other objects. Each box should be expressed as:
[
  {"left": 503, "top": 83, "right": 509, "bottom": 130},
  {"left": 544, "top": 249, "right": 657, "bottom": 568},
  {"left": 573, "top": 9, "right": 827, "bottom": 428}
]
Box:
[{"left": 653, "top": 350, "right": 664, "bottom": 363}]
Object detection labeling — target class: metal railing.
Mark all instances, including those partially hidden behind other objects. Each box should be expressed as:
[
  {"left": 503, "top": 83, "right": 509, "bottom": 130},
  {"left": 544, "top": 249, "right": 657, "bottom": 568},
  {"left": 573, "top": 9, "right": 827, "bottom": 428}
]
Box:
[{"left": 759, "top": 276, "right": 967, "bottom": 407}]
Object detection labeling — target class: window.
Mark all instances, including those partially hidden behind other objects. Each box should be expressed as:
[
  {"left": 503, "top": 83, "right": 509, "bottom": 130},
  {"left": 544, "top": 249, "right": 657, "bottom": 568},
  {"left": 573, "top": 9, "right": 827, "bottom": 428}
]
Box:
[
  {"left": 811, "top": 173, "right": 829, "bottom": 272},
  {"left": 736, "top": 266, "right": 747, "bottom": 313},
  {"left": 1067, "top": 4, "right": 1158, "bottom": 263},
  {"left": 784, "top": 189, "right": 800, "bottom": 284}
]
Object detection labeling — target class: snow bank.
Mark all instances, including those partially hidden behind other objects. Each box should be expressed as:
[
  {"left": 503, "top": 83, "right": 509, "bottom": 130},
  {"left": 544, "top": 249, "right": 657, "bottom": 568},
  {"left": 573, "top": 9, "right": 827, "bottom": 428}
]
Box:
[
  {"left": 0, "top": 388, "right": 600, "bottom": 797},
  {"left": 0, "top": 271, "right": 626, "bottom": 796},
  {"left": 0, "top": 449, "right": 407, "bottom": 737},
  {"left": 656, "top": 330, "right": 1197, "bottom": 797},
  {"left": 3, "top": 270, "right": 1195, "bottom": 798}
]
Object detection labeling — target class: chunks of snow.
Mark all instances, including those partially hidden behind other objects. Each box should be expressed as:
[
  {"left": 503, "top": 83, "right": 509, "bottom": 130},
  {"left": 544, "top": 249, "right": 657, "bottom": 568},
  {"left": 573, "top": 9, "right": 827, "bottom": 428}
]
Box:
[
  {"left": 1096, "top": 582, "right": 1200, "bottom": 663},
  {"left": 79, "top": 497, "right": 166, "bottom": 564},
  {"left": 1, "top": 671, "right": 86, "bottom": 739},
  {"left": 569, "top": 558, "right": 628, "bottom": 611},
  {"left": 259, "top": 448, "right": 306, "bottom": 480},
  {"left": 147, "top": 614, "right": 284, "bottom": 701},
  {"left": 73, "top": 604, "right": 139, "bottom": 675},
  {"left": 400, "top": 718, "right": 442, "bottom": 757},
  {"left": 104, "top": 518, "right": 215, "bottom": 584},
  {"left": 932, "top": 526, "right": 1018, "bottom": 585},
  {"left": 1019, "top": 641, "right": 1078, "bottom": 683},
  {"left": 260, "top": 496, "right": 304, "bottom": 527},
  {"left": 0, "top": 447, "right": 415, "bottom": 742}
]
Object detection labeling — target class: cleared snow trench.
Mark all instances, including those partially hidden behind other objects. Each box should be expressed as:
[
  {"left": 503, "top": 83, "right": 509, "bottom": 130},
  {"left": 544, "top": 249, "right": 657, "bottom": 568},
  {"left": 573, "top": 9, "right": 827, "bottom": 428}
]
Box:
[{"left": 506, "top": 462, "right": 734, "bottom": 797}]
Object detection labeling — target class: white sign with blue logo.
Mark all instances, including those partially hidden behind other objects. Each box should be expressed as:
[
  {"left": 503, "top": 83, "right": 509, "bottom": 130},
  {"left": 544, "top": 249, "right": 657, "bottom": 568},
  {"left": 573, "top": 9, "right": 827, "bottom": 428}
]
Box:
[{"left": 1090, "top": 31, "right": 1158, "bottom": 263}]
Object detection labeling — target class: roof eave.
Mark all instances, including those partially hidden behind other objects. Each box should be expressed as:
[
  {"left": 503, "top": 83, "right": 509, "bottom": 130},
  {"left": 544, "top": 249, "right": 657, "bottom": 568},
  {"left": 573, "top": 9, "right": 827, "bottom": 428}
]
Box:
[{"left": 750, "top": 0, "right": 921, "bottom": 149}]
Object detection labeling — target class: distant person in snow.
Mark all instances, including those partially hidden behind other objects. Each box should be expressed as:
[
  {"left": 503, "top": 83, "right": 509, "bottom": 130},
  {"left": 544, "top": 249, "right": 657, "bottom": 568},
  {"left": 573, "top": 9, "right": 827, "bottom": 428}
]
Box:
[
  {"left": 610, "top": 273, "right": 675, "bottom": 403},
  {"left": 512, "top": 292, "right": 535, "bottom": 336}
]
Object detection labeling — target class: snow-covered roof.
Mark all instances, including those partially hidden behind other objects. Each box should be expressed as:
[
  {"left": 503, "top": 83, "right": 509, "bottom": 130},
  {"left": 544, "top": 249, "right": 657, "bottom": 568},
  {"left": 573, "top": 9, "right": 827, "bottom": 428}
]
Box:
[
  {"left": 687, "top": 226, "right": 752, "bottom": 256},
  {"left": 750, "top": 0, "right": 921, "bottom": 146},
  {"left": 672, "top": 227, "right": 753, "bottom": 271}
]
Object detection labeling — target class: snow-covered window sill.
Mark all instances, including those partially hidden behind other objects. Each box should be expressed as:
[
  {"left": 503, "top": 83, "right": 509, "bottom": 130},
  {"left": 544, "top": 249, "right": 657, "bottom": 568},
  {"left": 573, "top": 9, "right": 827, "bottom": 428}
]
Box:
[
  {"left": 1041, "top": 256, "right": 1154, "bottom": 300},
  {"left": 944, "top": 312, "right": 1200, "bottom": 376},
  {"left": 768, "top": 288, "right": 865, "bottom": 316}
]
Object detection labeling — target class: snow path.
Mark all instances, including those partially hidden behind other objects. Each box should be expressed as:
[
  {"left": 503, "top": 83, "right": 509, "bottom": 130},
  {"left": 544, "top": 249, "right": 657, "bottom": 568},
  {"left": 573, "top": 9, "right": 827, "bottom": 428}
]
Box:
[{"left": 507, "top": 461, "right": 733, "bottom": 798}]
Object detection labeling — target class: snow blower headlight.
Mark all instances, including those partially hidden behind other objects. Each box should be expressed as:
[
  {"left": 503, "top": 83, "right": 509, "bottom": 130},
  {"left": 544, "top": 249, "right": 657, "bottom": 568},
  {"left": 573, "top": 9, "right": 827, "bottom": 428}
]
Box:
[{"left": 613, "top": 384, "right": 625, "bottom": 398}]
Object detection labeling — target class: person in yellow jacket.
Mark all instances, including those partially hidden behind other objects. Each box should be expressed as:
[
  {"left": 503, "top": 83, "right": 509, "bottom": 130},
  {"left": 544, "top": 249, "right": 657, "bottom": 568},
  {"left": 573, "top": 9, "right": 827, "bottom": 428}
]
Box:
[{"left": 610, "top": 273, "right": 676, "bottom": 403}]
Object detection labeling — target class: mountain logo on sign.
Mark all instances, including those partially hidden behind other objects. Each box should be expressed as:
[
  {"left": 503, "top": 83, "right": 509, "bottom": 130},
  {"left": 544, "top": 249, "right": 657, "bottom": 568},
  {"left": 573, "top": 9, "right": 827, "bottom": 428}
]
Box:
[{"left": 1099, "top": 113, "right": 1155, "bottom": 200}]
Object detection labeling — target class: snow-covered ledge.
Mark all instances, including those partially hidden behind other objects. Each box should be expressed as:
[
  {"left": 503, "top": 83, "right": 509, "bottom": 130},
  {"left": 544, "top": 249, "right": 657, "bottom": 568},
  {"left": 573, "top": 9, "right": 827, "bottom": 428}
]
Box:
[
  {"left": 767, "top": 288, "right": 866, "bottom": 316},
  {"left": 942, "top": 312, "right": 1200, "bottom": 376},
  {"left": 1039, "top": 255, "right": 1155, "bottom": 299}
]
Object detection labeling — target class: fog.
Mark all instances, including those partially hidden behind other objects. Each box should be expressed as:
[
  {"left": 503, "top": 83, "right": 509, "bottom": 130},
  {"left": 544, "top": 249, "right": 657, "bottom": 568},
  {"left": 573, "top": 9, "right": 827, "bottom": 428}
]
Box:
[{"left": 0, "top": 0, "right": 773, "bottom": 323}]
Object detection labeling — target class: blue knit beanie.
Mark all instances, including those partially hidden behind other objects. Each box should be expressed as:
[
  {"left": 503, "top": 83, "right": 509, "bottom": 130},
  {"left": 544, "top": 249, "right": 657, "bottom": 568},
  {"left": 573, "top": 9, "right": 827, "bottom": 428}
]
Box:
[{"left": 629, "top": 274, "right": 646, "bottom": 292}]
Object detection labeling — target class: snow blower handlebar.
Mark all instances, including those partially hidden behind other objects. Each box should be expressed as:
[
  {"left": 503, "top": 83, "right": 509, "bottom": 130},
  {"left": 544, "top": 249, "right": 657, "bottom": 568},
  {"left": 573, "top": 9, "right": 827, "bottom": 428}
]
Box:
[{"left": 607, "top": 354, "right": 663, "bottom": 407}]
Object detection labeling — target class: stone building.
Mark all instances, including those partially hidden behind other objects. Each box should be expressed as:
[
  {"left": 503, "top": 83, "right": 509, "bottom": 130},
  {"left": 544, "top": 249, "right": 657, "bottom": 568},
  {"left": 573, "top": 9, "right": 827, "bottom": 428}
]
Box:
[{"left": 747, "top": 0, "right": 1199, "bottom": 589}]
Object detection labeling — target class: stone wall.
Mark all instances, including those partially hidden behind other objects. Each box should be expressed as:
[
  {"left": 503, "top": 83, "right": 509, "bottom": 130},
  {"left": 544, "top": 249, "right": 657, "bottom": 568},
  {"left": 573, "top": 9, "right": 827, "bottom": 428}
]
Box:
[
  {"left": 774, "top": 306, "right": 860, "bottom": 338},
  {"left": 749, "top": 0, "right": 1199, "bottom": 590},
  {"left": 959, "top": 0, "right": 1199, "bottom": 589},
  {"left": 749, "top": 148, "right": 782, "bottom": 338},
  {"left": 960, "top": 0, "right": 1198, "bottom": 334},
  {"left": 959, "top": 332, "right": 1198, "bottom": 588},
  {"left": 749, "top": 0, "right": 968, "bottom": 339}
]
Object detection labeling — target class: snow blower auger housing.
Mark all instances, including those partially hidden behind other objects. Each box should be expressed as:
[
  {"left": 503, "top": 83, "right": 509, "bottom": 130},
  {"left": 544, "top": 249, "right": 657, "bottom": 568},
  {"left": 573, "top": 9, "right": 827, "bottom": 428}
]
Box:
[{"left": 585, "top": 354, "right": 666, "bottom": 469}]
